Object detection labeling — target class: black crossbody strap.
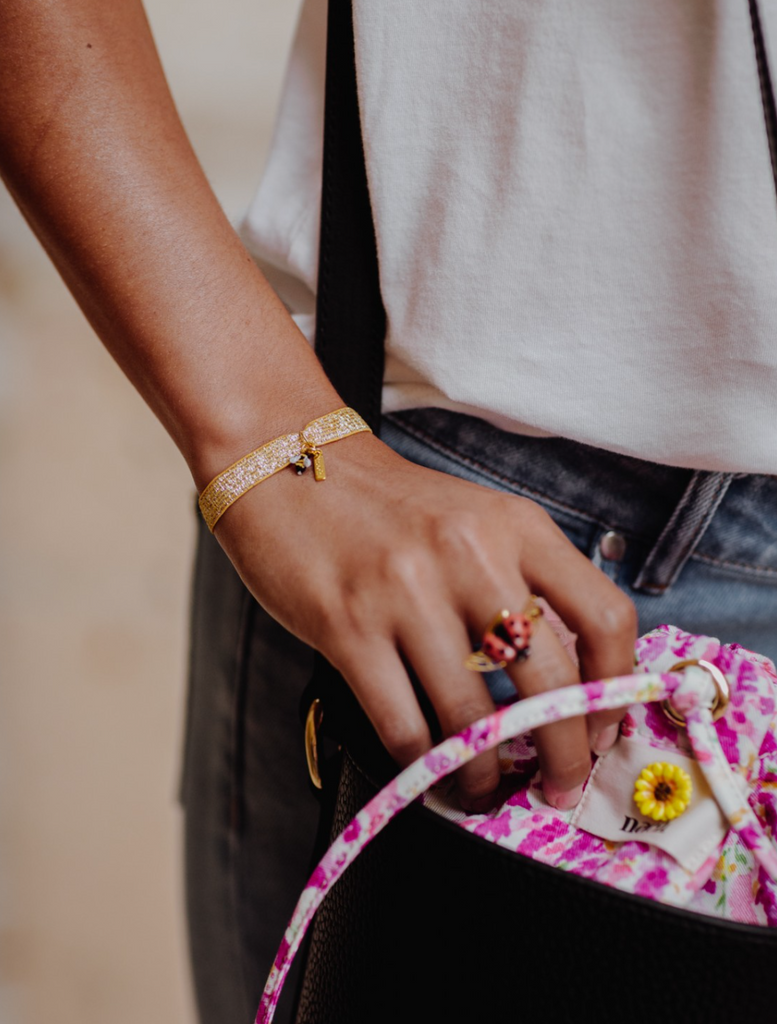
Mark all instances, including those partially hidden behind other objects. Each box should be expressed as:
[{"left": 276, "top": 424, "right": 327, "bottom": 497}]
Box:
[
  {"left": 304, "top": 0, "right": 387, "bottom": 763},
  {"left": 750, "top": 0, "right": 777, "bottom": 207},
  {"left": 314, "top": 0, "right": 386, "bottom": 434}
]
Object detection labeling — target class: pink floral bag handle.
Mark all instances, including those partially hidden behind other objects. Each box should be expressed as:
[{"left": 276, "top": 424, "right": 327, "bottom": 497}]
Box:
[{"left": 255, "top": 658, "right": 777, "bottom": 1023}]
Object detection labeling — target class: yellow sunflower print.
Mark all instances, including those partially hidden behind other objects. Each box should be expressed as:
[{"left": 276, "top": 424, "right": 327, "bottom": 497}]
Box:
[{"left": 633, "top": 761, "right": 693, "bottom": 821}]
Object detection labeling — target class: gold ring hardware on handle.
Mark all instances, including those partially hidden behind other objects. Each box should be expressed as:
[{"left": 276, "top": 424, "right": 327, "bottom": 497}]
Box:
[
  {"left": 305, "top": 699, "right": 324, "bottom": 790},
  {"left": 662, "top": 659, "right": 731, "bottom": 728}
]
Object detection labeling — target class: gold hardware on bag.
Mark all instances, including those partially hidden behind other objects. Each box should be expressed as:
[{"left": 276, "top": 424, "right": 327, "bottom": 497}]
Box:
[
  {"left": 662, "top": 659, "right": 731, "bottom": 727},
  {"left": 305, "top": 699, "right": 324, "bottom": 790}
]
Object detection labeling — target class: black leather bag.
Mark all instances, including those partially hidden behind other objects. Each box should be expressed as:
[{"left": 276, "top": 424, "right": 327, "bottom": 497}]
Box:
[{"left": 293, "top": 3, "right": 777, "bottom": 1021}]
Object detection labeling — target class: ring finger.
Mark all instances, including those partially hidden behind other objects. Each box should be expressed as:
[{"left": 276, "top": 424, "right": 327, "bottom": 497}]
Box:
[{"left": 396, "top": 598, "right": 502, "bottom": 813}]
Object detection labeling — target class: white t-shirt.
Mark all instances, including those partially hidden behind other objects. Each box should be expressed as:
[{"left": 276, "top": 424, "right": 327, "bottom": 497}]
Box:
[{"left": 242, "top": 0, "right": 777, "bottom": 474}]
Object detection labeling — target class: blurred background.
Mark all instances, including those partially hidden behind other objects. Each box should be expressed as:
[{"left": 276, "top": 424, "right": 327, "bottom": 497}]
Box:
[{"left": 0, "top": 1, "right": 299, "bottom": 1021}]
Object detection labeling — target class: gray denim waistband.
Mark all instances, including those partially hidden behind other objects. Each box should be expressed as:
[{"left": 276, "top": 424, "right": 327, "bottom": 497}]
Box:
[
  {"left": 631, "top": 471, "right": 735, "bottom": 594},
  {"left": 385, "top": 408, "right": 775, "bottom": 592}
]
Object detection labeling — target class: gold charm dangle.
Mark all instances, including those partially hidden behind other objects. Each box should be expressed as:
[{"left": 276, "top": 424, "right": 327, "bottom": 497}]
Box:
[
  {"left": 311, "top": 447, "right": 326, "bottom": 481},
  {"left": 294, "top": 443, "right": 326, "bottom": 480}
]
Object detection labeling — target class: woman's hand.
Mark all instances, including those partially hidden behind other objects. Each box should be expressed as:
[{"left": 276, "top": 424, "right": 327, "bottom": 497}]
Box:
[
  {"left": 213, "top": 431, "right": 638, "bottom": 812},
  {"left": 0, "top": 0, "right": 636, "bottom": 810}
]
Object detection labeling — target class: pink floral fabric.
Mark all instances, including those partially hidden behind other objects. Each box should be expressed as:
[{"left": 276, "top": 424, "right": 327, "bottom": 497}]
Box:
[
  {"left": 428, "top": 628, "right": 777, "bottom": 925},
  {"left": 255, "top": 627, "right": 777, "bottom": 1024}
]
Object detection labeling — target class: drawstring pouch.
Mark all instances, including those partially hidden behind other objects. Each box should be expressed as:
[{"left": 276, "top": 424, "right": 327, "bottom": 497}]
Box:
[{"left": 257, "top": 626, "right": 777, "bottom": 1023}]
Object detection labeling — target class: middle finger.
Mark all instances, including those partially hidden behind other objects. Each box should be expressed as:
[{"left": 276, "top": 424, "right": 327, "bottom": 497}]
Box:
[{"left": 468, "top": 595, "right": 590, "bottom": 809}]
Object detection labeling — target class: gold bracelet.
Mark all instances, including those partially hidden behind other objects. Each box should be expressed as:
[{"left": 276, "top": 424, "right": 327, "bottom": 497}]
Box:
[{"left": 198, "top": 406, "right": 372, "bottom": 532}]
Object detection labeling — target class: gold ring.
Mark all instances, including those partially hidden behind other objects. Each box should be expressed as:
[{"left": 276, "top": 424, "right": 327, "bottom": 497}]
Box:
[
  {"left": 465, "top": 596, "right": 543, "bottom": 673},
  {"left": 662, "top": 659, "right": 731, "bottom": 727}
]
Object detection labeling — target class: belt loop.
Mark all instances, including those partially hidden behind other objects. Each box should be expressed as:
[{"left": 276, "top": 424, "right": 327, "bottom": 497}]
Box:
[{"left": 632, "top": 471, "right": 735, "bottom": 595}]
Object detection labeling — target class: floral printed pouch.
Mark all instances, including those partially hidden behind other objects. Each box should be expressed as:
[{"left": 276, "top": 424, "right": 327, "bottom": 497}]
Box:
[
  {"left": 257, "top": 626, "right": 777, "bottom": 1022},
  {"left": 423, "top": 626, "right": 777, "bottom": 925}
]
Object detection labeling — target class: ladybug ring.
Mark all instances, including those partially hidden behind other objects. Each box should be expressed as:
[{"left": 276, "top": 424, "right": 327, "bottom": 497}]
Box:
[{"left": 465, "top": 597, "right": 543, "bottom": 673}]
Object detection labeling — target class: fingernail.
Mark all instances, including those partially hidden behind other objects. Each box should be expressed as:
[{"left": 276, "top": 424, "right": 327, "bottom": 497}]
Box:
[
  {"left": 544, "top": 782, "right": 584, "bottom": 811},
  {"left": 592, "top": 723, "right": 619, "bottom": 755}
]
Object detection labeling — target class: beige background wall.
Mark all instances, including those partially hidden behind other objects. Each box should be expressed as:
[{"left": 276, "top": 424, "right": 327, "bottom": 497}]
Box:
[{"left": 0, "top": 2, "right": 299, "bottom": 1021}]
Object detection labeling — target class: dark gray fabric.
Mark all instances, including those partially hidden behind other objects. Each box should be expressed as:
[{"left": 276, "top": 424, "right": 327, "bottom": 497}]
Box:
[
  {"left": 182, "top": 517, "right": 319, "bottom": 1024},
  {"left": 181, "top": 409, "right": 777, "bottom": 1024}
]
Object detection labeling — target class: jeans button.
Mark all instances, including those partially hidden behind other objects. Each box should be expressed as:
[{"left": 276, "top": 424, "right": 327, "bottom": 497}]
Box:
[{"left": 599, "top": 530, "right": 627, "bottom": 561}]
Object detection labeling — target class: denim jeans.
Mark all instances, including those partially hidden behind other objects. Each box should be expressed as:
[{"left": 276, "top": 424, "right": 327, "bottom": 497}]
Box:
[{"left": 181, "top": 408, "right": 777, "bottom": 1024}]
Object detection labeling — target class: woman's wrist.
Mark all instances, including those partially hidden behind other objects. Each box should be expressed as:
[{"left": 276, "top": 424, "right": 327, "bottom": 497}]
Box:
[
  {"left": 207, "top": 427, "right": 395, "bottom": 556},
  {"left": 182, "top": 354, "right": 346, "bottom": 494},
  {"left": 185, "top": 396, "right": 340, "bottom": 496},
  {"left": 197, "top": 406, "right": 373, "bottom": 531}
]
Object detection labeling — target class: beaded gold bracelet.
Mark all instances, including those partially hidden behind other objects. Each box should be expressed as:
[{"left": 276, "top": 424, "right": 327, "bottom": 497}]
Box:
[{"left": 197, "top": 407, "right": 372, "bottom": 532}]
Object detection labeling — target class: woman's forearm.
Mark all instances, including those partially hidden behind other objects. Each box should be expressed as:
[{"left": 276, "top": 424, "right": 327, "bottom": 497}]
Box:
[
  {"left": 0, "top": 1, "right": 640, "bottom": 812},
  {"left": 0, "top": 0, "right": 341, "bottom": 487}
]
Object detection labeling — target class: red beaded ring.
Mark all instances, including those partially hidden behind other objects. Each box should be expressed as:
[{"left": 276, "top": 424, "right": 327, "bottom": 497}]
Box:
[{"left": 465, "top": 598, "right": 543, "bottom": 672}]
